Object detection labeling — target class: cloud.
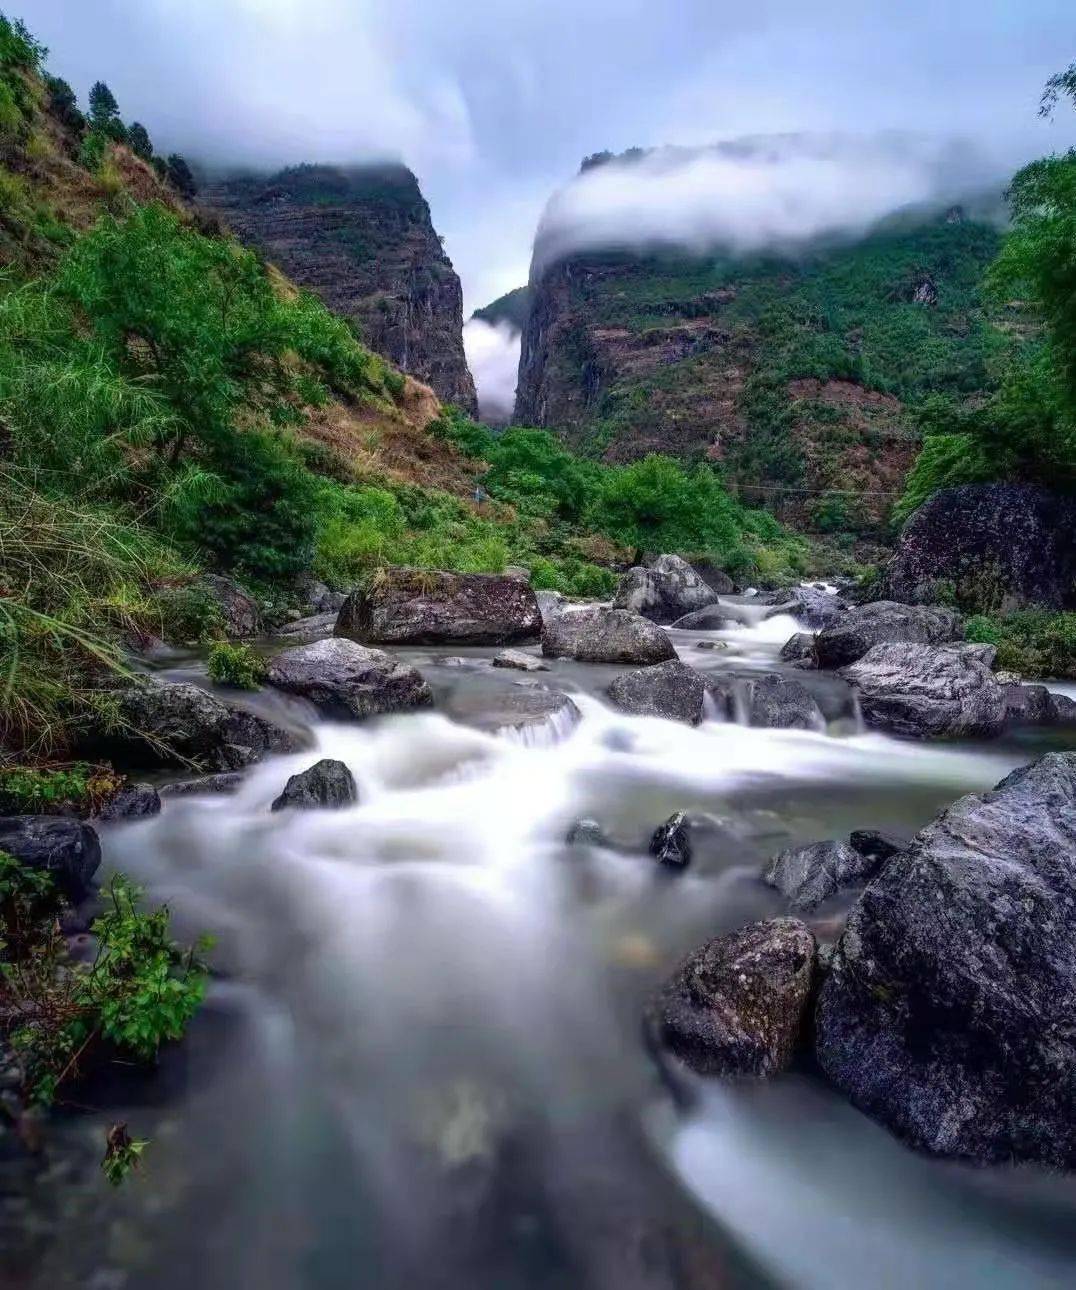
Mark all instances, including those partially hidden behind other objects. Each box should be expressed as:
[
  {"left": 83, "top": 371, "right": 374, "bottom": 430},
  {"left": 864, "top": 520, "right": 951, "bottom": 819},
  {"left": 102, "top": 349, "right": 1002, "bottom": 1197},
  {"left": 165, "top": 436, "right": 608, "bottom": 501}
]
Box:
[
  {"left": 463, "top": 320, "right": 521, "bottom": 424},
  {"left": 531, "top": 135, "right": 1013, "bottom": 275}
]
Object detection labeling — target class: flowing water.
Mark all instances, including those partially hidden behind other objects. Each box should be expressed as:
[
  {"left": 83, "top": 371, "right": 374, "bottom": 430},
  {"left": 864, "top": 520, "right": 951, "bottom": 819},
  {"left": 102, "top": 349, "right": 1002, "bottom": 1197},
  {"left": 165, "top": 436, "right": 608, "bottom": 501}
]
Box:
[{"left": 7, "top": 600, "right": 1076, "bottom": 1288}]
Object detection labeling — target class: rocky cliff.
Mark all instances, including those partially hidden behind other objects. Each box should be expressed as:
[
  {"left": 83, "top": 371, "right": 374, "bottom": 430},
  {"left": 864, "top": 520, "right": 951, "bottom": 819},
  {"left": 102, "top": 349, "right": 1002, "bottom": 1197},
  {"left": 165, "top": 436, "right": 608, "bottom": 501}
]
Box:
[
  {"left": 205, "top": 163, "right": 477, "bottom": 414},
  {"left": 516, "top": 210, "right": 1004, "bottom": 535}
]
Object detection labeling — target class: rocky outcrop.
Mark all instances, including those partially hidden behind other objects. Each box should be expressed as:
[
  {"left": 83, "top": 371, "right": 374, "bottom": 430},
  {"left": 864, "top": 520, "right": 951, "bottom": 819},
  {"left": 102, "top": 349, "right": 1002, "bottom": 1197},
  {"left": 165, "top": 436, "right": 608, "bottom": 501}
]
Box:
[
  {"left": 763, "top": 840, "right": 881, "bottom": 912},
  {"left": 708, "top": 672, "right": 825, "bottom": 731},
  {"left": 337, "top": 569, "right": 541, "bottom": 647},
  {"left": 842, "top": 642, "right": 1007, "bottom": 738},
  {"left": 650, "top": 812, "right": 692, "bottom": 869},
  {"left": 205, "top": 164, "right": 476, "bottom": 412},
  {"left": 648, "top": 918, "right": 816, "bottom": 1077},
  {"left": 816, "top": 753, "right": 1076, "bottom": 1167},
  {"left": 266, "top": 638, "right": 432, "bottom": 719},
  {"left": 612, "top": 555, "right": 719, "bottom": 624},
  {"left": 885, "top": 484, "right": 1076, "bottom": 611},
  {"left": 271, "top": 759, "right": 357, "bottom": 811},
  {"left": 814, "top": 601, "right": 963, "bottom": 669},
  {"left": 606, "top": 660, "right": 707, "bottom": 724},
  {"left": 0, "top": 817, "right": 101, "bottom": 901},
  {"left": 541, "top": 607, "right": 675, "bottom": 664}
]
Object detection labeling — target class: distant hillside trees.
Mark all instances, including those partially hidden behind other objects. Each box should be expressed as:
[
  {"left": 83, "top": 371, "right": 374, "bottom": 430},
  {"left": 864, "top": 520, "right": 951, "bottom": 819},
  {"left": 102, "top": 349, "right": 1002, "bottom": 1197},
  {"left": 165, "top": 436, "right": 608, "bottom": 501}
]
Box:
[
  {"left": 127, "top": 121, "right": 152, "bottom": 161},
  {"left": 166, "top": 153, "right": 197, "bottom": 198}
]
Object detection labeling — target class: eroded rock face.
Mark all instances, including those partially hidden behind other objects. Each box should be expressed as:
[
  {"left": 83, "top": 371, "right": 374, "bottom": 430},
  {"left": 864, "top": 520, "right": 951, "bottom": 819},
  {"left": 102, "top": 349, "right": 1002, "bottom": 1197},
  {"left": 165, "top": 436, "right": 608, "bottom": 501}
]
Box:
[
  {"left": 814, "top": 601, "right": 964, "bottom": 669},
  {"left": 337, "top": 569, "right": 541, "bottom": 647},
  {"left": 842, "top": 642, "right": 1006, "bottom": 738},
  {"left": 816, "top": 753, "right": 1076, "bottom": 1167},
  {"left": 0, "top": 817, "right": 101, "bottom": 901},
  {"left": 267, "top": 638, "right": 432, "bottom": 719},
  {"left": 606, "top": 660, "right": 707, "bottom": 725},
  {"left": 542, "top": 607, "right": 676, "bottom": 665},
  {"left": 613, "top": 555, "right": 719, "bottom": 624},
  {"left": 763, "top": 840, "right": 880, "bottom": 912},
  {"left": 648, "top": 918, "right": 816, "bottom": 1077},
  {"left": 271, "top": 759, "right": 357, "bottom": 811},
  {"left": 886, "top": 483, "right": 1076, "bottom": 612}
]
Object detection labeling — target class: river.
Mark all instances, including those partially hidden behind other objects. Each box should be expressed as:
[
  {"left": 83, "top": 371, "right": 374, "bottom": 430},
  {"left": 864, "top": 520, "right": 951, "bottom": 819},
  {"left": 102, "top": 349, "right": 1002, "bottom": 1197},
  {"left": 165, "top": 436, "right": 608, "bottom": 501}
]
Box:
[{"left": 7, "top": 599, "right": 1076, "bottom": 1288}]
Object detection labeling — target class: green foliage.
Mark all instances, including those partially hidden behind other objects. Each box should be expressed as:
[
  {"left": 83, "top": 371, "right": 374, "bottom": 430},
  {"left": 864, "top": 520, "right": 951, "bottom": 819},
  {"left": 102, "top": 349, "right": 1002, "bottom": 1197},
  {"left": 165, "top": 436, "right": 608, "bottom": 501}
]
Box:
[
  {"left": 0, "top": 763, "right": 120, "bottom": 815},
  {"left": 1040, "top": 61, "right": 1076, "bottom": 118},
  {"left": 207, "top": 641, "right": 265, "bottom": 689},
  {"left": 127, "top": 121, "right": 152, "bottom": 162},
  {"left": 88, "top": 81, "right": 119, "bottom": 130},
  {"left": 966, "top": 611, "right": 1076, "bottom": 678},
  {"left": 102, "top": 1123, "right": 148, "bottom": 1187},
  {"left": 165, "top": 153, "right": 196, "bottom": 199}
]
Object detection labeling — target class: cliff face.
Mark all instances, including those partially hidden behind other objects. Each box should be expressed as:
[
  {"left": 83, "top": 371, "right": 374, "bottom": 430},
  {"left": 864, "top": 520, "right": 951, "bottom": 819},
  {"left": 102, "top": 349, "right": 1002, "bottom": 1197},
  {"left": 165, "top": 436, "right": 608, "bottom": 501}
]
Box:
[
  {"left": 206, "top": 164, "right": 477, "bottom": 414},
  {"left": 516, "top": 218, "right": 1004, "bottom": 534}
]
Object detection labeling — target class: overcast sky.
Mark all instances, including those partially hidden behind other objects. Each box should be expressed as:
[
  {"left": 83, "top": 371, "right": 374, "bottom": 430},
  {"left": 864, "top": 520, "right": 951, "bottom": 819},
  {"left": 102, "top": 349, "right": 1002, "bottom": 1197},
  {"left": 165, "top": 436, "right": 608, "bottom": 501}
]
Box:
[{"left": 20, "top": 0, "right": 1076, "bottom": 311}]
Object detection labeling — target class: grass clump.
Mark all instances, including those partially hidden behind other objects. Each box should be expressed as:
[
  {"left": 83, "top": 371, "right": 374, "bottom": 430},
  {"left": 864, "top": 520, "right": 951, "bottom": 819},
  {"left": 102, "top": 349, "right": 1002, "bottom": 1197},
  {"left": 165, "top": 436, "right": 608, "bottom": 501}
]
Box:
[
  {"left": 206, "top": 641, "right": 265, "bottom": 690},
  {"left": 965, "top": 611, "right": 1076, "bottom": 678},
  {"left": 0, "top": 763, "right": 121, "bottom": 815}
]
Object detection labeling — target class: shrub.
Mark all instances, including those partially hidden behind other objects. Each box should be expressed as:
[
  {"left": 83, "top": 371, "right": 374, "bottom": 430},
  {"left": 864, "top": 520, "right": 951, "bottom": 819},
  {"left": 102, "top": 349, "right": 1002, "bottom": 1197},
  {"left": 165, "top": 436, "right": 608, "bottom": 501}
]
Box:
[
  {"left": 206, "top": 642, "right": 265, "bottom": 690},
  {"left": 0, "top": 763, "right": 121, "bottom": 815},
  {"left": 965, "top": 611, "right": 1076, "bottom": 678}
]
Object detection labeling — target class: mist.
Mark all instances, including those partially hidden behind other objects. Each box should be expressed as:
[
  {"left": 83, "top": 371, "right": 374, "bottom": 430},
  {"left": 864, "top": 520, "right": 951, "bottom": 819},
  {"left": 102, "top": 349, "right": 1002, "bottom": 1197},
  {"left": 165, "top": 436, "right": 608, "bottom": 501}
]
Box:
[{"left": 463, "top": 320, "right": 522, "bottom": 426}]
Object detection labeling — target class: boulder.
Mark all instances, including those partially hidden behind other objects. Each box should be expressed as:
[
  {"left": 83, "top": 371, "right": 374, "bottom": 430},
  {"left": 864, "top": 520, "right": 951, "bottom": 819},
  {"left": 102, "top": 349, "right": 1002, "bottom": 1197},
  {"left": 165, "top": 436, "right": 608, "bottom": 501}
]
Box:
[
  {"left": 196, "top": 573, "right": 261, "bottom": 637},
  {"left": 492, "top": 649, "right": 549, "bottom": 673},
  {"left": 650, "top": 812, "right": 692, "bottom": 869},
  {"left": 842, "top": 642, "right": 1007, "bottom": 738},
  {"left": 779, "top": 633, "right": 817, "bottom": 668},
  {"left": 815, "top": 601, "right": 964, "bottom": 670},
  {"left": 160, "top": 772, "right": 243, "bottom": 797},
  {"left": 1001, "top": 682, "right": 1052, "bottom": 725},
  {"left": 708, "top": 673, "right": 825, "bottom": 731},
  {"left": 266, "top": 638, "right": 432, "bottom": 720},
  {"left": 848, "top": 830, "right": 907, "bottom": 865},
  {"left": 669, "top": 607, "right": 732, "bottom": 631},
  {"left": 542, "top": 607, "right": 676, "bottom": 665},
  {"left": 816, "top": 753, "right": 1076, "bottom": 1167},
  {"left": 336, "top": 568, "right": 541, "bottom": 646},
  {"left": 446, "top": 687, "right": 580, "bottom": 740},
  {"left": 0, "top": 817, "right": 101, "bottom": 901},
  {"left": 689, "top": 559, "right": 735, "bottom": 596},
  {"left": 612, "top": 555, "right": 719, "bottom": 624},
  {"left": 271, "top": 759, "right": 357, "bottom": 811},
  {"left": 86, "top": 680, "right": 299, "bottom": 771},
  {"left": 781, "top": 584, "right": 848, "bottom": 630},
  {"left": 885, "top": 483, "right": 1076, "bottom": 612},
  {"left": 95, "top": 782, "right": 161, "bottom": 822},
  {"left": 763, "top": 840, "right": 880, "bottom": 912},
  {"left": 566, "top": 819, "right": 611, "bottom": 848},
  {"left": 275, "top": 612, "right": 337, "bottom": 642},
  {"left": 536, "top": 590, "right": 567, "bottom": 627},
  {"left": 648, "top": 918, "right": 816, "bottom": 1077},
  {"left": 605, "top": 660, "right": 707, "bottom": 725},
  {"left": 1049, "top": 693, "right": 1076, "bottom": 725}
]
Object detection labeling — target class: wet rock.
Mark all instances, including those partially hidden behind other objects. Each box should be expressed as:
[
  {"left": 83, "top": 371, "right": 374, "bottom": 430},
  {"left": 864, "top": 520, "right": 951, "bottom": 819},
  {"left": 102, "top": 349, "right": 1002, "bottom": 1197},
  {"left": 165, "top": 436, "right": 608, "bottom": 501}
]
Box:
[
  {"left": 1048, "top": 693, "right": 1076, "bottom": 725},
  {"left": 649, "top": 812, "right": 692, "bottom": 869},
  {"left": 336, "top": 568, "right": 541, "bottom": 646},
  {"left": 159, "top": 772, "right": 243, "bottom": 797},
  {"left": 848, "top": 829, "right": 907, "bottom": 865},
  {"left": 492, "top": 648, "right": 549, "bottom": 672},
  {"left": 816, "top": 752, "right": 1076, "bottom": 1167},
  {"left": 271, "top": 758, "right": 357, "bottom": 811},
  {"left": 782, "top": 584, "right": 848, "bottom": 630},
  {"left": 266, "top": 638, "right": 433, "bottom": 719},
  {"left": 668, "top": 607, "right": 731, "bottom": 630},
  {"left": 566, "top": 818, "right": 611, "bottom": 847},
  {"left": 708, "top": 673, "right": 825, "bottom": 731},
  {"left": 0, "top": 817, "right": 101, "bottom": 901},
  {"left": 536, "top": 589, "right": 567, "bottom": 626},
  {"left": 542, "top": 607, "right": 676, "bottom": 665},
  {"left": 196, "top": 573, "right": 260, "bottom": 637},
  {"left": 274, "top": 611, "right": 337, "bottom": 642},
  {"left": 648, "top": 918, "right": 816, "bottom": 1077},
  {"left": 85, "top": 680, "right": 300, "bottom": 771},
  {"left": 779, "top": 632, "right": 817, "bottom": 668},
  {"left": 842, "top": 642, "right": 1006, "bottom": 739},
  {"left": 305, "top": 582, "right": 347, "bottom": 614},
  {"left": 606, "top": 660, "right": 707, "bottom": 725},
  {"left": 763, "top": 840, "right": 880, "bottom": 911},
  {"left": 885, "top": 483, "right": 1076, "bottom": 612},
  {"left": 612, "top": 554, "right": 719, "bottom": 624},
  {"left": 815, "top": 601, "right": 964, "bottom": 670},
  {"left": 1001, "top": 683, "right": 1052, "bottom": 725},
  {"left": 95, "top": 783, "right": 161, "bottom": 822},
  {"left": 689, "top": 559, "right": 735, "bottom": 596},
  {"left": 447, "top": 687, "right": 580, "bottom": 739}
]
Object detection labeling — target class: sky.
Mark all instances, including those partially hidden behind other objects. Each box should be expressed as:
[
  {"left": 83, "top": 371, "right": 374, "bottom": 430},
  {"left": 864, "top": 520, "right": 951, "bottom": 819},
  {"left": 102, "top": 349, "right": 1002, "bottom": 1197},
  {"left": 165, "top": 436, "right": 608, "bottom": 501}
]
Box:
[{"left": 20, "top": 0, "right": 1076, "bottom": 315}]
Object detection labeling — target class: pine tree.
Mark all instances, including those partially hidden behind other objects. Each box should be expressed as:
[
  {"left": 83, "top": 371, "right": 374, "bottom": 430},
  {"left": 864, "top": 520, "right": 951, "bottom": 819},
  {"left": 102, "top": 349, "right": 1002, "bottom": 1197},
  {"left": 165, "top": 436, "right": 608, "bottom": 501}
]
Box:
[
  {"left": 127, "top": 122, "right": 152, "bottom": 162},
  {"left": 166, "top": 154, "right": 197, "bottom": 200},
  {"left": 88, "top": 81, "right": 119, "bottom": 128}
]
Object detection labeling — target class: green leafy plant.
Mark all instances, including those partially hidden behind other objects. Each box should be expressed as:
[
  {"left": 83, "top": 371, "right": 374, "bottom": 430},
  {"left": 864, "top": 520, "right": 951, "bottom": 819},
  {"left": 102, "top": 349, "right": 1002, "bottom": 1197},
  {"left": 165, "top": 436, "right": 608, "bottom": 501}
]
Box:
[
  {"left": 207, "top": 641, "right": 265, "bottom": 690},
  {"left": 966, "top": 611, "right": 1076, "bottom": 678},
  {"left": 0, "top": 763, "right": 121, "bottom": 815}
]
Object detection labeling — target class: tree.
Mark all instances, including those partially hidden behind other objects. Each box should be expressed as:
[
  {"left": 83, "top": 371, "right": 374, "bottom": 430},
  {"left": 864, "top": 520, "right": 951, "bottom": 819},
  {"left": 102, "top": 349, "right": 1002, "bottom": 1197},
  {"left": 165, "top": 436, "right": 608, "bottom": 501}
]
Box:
[
  {"left": 44, "top": 75, "right": 82, "bottom": 129},
  {"left": 127, "top": 121, "right": 152, "bottom": 161},
  {"left": 1040, "top": 61, "right": 1076, "bottom": 118},
  {"left": 88, "top": 80, "right": 119, "bottom": 128},
  {"left": 166, "top": 153, "right": 197, "bottom": 199}
]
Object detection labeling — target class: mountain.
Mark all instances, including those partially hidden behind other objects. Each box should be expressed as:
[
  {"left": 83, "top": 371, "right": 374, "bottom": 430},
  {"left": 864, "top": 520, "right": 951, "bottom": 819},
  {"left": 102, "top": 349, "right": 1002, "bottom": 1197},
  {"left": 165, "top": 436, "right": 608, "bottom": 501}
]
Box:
[
  {"left": 472, "top": 286, "right": 532, "bottom": 331},
  {"left": 205, "top": 163, "right": 477, "bottom": 414}
]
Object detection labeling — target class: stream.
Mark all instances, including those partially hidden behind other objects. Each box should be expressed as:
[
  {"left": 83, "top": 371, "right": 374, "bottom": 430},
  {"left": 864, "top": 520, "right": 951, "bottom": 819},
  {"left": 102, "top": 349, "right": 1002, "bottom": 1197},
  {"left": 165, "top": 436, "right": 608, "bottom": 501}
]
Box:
[{"left": 6, "top": 598, "right": 1076, "bottom": 1288}]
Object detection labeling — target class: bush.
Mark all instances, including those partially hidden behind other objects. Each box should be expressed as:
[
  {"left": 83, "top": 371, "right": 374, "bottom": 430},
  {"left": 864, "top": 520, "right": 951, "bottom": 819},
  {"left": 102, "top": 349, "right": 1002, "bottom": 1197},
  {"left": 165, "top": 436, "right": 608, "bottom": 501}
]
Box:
[
  {"left": 0, "top": 764, "right": 121, "bottom": 815},
  {"left": 207, "top": 642, "right": 264, "bottom": 689},
  {"left": 965, "top": 611, "right": 1076, "bottom": 678}
]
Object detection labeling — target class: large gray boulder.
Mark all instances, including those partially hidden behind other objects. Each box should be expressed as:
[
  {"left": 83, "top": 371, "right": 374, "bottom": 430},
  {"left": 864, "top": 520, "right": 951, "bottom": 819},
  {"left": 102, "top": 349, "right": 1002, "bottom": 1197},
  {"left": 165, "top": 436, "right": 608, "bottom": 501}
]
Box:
[
  {"left": 777, "top": 584, "right": 848, "bottom": 630},
  {"left": 708, "top": 672, "right": 825, "bottom": 731},
  {"left": 542, "top": 607, "right": 676, "bottom": 665},
  {"left": 606, "top": 660, "right": 707, "bottom": 725},
  {"left": 842, "top": 642, "right": 1007, "bottom": 738},
  {"left": 816, "top": 753, "right": 1076, "bottom": 1168},
  {"left": 779, "top": 633, "right": 817, "bottom": 668},
  {"left": 613, "top": 555, "right": 720, "bottom": 624},
  {"left": 271, "top": 759, "right": 357, "bottom": 811},
  {"left": 445, "top": 686, "right": 580, "bottom": 740},
  {"left": 763, "top": 840, "right": 881, "bottom": 912},
  {"left": 648, "top": 918, "right": 816, "bottom": 1077},
  {"left": 814, "top": 601, "right": 964, "bottom": 669},
  {"left": 668, "top": 607, "right": 732, "bottom": 631},
  {"left": 886, "top": 483, "right": 1076, "bottom": 612},
  {"left": 267, "top": 638, "right": 432, "bottom": 719},
  {"left": 336, "top": 568, "right": 541, "bottom": 646},
  {"left": 0, "top": 817, "right": 101, "bottom": 901}
]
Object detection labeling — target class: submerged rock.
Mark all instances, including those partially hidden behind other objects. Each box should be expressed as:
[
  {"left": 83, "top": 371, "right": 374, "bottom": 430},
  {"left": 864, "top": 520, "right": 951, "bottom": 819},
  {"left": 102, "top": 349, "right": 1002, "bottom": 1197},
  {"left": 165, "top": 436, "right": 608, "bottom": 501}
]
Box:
[
  {"left": 271, "top": 758, "right": 357, "bottom": 811},
  {"left": 648, "top": 918, "right": 816, "bottom": 1077},
  {"left": 817, "top": 752, "right": 1076, "bottom": 1167},
  {"left": 447, "top": 686, "right": 581, "bottom": 739},
  {"left": 95, "top": 782, "right": 161, "bottom": 822},
  {"left": 336, "top": 568, "right": 541, "bottom": 646},
  {"left": 612, "top": 555, "right": 719, "bottom": 624},
  {"left": 566, "top": 818, "right": 611, "bottom": 848},
  {"left": 266, "top": 638, "right": 433, "bottom": 719},
  {"left": 606, "top": 660, "right": 707, "bottom": 725},
  {"left": 814, "top": 601, "right": 963, "bottom": 670},
  {"left": 763, "top": 840, "right": 880, "bottom": 912},
  {"left": 708, "top": 672, "right": 825, "bottom": 731},
  {"left": 160, "top": 772, "right": 244, "bottom": 797},
  {"left": 842, "top": 642, "right": 1006, "bottom": 738},
  {"left": 649, "top": 811, "right": 692, "bottom": 869},
  {"left": 668, "top": 606, "right": 732, "bottom": 631},
  {"left": 492, "top": 648, "right": 549, "bottom": 672},
  {"left": 542, "top": 607, "right": 676, "bottom": 665},
  {"left": 0, "top": 817, "right": 101, "bottom": 901}
]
